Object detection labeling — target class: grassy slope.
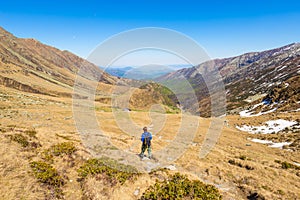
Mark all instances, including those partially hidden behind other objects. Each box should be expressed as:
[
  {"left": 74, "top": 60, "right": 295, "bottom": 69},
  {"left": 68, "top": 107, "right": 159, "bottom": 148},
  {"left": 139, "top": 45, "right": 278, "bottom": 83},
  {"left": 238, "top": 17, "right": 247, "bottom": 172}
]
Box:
[{"left": 0, "top": 86, "right": 299, "bottom": 199}]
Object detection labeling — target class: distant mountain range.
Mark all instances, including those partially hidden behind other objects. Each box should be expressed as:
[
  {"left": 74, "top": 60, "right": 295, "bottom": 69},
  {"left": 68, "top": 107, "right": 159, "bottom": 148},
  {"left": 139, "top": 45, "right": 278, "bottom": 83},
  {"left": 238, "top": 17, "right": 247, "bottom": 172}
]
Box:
[{"left": 100, "top": 64, "right": 191, "bottom": 80}]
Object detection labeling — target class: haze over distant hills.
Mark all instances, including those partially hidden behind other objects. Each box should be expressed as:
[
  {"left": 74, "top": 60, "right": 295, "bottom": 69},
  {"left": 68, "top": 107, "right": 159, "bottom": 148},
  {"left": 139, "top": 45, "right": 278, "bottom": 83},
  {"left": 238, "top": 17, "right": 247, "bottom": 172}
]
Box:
[{"left": 101, "top": 64, "right": 191, "bottom": 80}]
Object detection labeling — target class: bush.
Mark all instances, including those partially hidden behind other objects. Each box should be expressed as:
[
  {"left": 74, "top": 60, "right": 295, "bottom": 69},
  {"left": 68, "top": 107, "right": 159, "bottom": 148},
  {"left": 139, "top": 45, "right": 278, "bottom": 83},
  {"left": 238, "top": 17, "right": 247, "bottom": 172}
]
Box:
[
  {"left": 274, "top": 160, "right": 300, "bottom": 170},
  {"left": 228, "top": 159, "right": 254, "bottom": 170},
  {"left": 140, "top": 173, "right": 222, "bottom": 200},
  {"left": 43, "top": 142, "right": 77, "bottom": 161},
  {"left": 24, "top": 129, "right": 37, "bottom": 138},
  {"left": 239, "top": 155, "right": 247, "bottom": 160},
  {"left": 281, "top": 161, "right": 292, "bottom": 169},
  {"left": 0, "top": 127, "right": 7, "bottom": 133},
  {"left": 30, "top": 161, "right": 64, "bottom": 198},
  {"left": 78, "top": 157, "right": 138, "bottom": 185},
  {"left": 30, "top": 161, "right": 64, "bottom": 187},
  {"left": 51, "top": 142, "right": 77, "bottom": 156},
  {"left": 9, "top": 134, "right": 29, "bottom": 147}
]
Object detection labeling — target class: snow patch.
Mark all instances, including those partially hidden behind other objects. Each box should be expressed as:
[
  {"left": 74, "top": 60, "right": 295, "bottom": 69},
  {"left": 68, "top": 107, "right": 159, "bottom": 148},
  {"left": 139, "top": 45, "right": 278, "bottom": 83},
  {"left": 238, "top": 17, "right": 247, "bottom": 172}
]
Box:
[
  {"left": 293, "top": 162, "right": 300, "bottom": 167},
  {"left": 165, "top": 164, "right": 177, "bottom": 171},
  {"left": 276, "top": 65, "right": 287, "bottom": 71},
  {"left": 236, "top": 119, "right": 297, "bottom": 134},
  {"left": 251, "top": 138, "right": 272, "bottom": 144},
  {"left": 269, "top": 142, "right": 291, "bottom": 148},
  {"left": 239, "top": 102, "right": 277, "bottom": 117},
  {"left": 284, "top": 82, "right": 289, "bottom": 88},
  {"left": 250, "top": 138, "right": 291, "bottom": 149},
  {"left": 290, "top": 108, "right": 300, "bottom": 112}
]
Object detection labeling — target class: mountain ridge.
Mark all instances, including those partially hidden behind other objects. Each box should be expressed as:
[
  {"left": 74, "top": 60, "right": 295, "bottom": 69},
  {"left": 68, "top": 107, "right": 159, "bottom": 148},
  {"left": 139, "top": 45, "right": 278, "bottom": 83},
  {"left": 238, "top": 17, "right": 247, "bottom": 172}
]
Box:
[
  {"left": 0, "top": 26, "right": 121, "bottom": 97},
  {"left": 157, "top": 42, "right": 300, "bottom": 116},
  {"left": 0, "top": 26, "right": 179, "bottom": 111}
]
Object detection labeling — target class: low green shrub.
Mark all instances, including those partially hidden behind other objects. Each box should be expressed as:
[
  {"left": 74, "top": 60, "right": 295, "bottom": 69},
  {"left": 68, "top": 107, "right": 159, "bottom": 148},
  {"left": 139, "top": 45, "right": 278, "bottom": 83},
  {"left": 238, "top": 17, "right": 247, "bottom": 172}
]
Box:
[
  {"left": 30, "top": 161, "right": 64, "bottom": 198},
  {"left": 50, "top": 142, "right": 77, "bottom": 156},
  {"left": 281, "top": 161, "right": 293, "bottom": 169},
  {"left": 24, "top": 129, "right": 37, "bottom": 138},
  {"left": 275, "top": 160, "right": 300, "bottom": 170},
  {"left": 43, "top": 142, "right": 77, "bottom": 161},
  {"left": 30, "top": 161, "right": 64, "bottom": 187},
  {"left": 78, "top": 157, "right": 138, "bottom": 185},
  {"left": 0, "top": 127, "right": 7, "bottom": 133},
  {"left": 228, "top": 159, "right": 254, "bottom": 170},
  {"left": 140, "top": 173, "right": 222, "bottom": 200},
  {"left": 9, "top": 134, "right": 29, "bottom": 147},
  {"left": 239, "top": 155, "right": 247, "bottom": 160}
]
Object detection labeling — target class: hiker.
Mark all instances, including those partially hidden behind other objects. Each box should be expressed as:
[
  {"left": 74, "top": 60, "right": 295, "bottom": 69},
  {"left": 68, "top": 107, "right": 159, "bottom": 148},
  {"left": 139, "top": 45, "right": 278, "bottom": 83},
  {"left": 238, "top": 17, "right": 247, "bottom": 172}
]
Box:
[{"left": 139, "top": 127, "right": 152, "bottom": 158}]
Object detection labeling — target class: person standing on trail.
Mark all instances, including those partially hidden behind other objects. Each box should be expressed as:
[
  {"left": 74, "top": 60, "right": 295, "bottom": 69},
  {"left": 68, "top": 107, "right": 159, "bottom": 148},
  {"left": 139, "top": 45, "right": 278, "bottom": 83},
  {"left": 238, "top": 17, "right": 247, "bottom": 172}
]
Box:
[{"left": 139, "top": 127, "right": 152, "bottom": 158}]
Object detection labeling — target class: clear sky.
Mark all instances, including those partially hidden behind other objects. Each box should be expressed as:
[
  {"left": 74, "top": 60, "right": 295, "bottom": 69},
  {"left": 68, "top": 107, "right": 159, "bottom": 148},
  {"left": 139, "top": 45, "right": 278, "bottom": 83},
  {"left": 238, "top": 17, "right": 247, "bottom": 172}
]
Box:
[{"left": 1, "top": 0, "right": 299, "bottom": 66}]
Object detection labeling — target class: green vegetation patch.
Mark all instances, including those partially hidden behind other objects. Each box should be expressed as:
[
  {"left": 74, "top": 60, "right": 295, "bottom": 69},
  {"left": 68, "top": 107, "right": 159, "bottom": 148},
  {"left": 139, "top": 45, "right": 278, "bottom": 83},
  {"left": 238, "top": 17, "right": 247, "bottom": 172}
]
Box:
[
  {"left": 78, "top": 157, "right": 138, "bottom": 185},
  {"left": 30, "top": 161, "right": 64, "bottom": 187},
  {"left": 0, "top": 127, "right": 7, "bottom": 133},
  {"left": 275, "top": 160, "right": 300, "bottom": 170},
  {"left": 43, "top": 142, "right": 77, "bottom": 162},
  {"left": 30, "top": 161, "right": 64, "bottom": 198},
  {"left": 9, "top": 133, "right": 29, "bottom": 147},
  {"left": 140, "top": 173, "right": 222, "bottom": 200},
  {"left": 228, "top": 159, "right": 254, "bottom": 170},
  {"left": 239, "top": 155, "right": 247, "bottom": 161},
  {"left": 140, "top": 82, "right": 180, "bottom": 111},
  {"left": 24, "top": 129, "right": 37, "bottom": 138}
]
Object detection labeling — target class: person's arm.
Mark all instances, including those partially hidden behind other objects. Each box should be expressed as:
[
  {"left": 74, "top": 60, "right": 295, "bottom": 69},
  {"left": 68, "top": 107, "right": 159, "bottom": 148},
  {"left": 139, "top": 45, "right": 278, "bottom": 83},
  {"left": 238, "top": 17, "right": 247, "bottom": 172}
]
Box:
[
  {"left": 141, "top": 133, "right": 145, "bottom": 142},
  {"left": 149, "top": 132, "right": 152, "bottom": 140}
]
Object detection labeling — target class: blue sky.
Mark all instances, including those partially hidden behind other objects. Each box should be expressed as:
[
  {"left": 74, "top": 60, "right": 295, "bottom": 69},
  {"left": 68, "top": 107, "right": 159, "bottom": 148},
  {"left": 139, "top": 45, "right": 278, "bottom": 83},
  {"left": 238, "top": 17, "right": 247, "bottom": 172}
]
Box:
[{"left": 0, "top": 0, "right": 299, "bottom": 66}]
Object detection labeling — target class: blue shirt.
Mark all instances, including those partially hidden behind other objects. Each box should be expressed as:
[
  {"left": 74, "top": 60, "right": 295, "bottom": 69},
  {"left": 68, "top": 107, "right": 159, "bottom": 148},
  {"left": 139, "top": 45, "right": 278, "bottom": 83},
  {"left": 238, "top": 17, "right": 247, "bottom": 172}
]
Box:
[{"left": 141, "top": 131, "right": 152, "bottom": 142}]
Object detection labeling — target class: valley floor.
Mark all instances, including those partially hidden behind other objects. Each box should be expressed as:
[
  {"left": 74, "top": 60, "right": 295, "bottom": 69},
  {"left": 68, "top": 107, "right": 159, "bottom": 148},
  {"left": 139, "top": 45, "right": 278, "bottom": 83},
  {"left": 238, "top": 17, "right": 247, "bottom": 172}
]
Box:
[{"left": 0, "top": 86, "right": 299, "bottom": 199}]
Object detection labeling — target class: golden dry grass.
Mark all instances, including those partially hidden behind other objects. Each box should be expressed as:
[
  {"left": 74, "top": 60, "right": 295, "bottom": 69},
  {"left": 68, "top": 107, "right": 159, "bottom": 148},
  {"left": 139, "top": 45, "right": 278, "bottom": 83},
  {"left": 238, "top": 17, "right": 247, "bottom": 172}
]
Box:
[{"left": 0, "top": 86, "right": 299, "bottom": 199}]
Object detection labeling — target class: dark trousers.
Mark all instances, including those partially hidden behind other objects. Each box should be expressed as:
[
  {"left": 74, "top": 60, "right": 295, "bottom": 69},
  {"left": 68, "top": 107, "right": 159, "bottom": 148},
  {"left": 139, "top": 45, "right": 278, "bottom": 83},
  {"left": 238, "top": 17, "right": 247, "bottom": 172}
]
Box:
[{"left": 140, "top": 143, "right": 152, "bottom": 157}]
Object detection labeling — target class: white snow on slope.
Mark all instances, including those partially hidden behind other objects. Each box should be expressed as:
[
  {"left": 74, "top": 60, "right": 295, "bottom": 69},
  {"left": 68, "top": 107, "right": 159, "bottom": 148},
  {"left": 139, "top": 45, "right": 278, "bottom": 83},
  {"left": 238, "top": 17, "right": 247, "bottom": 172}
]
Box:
[
  {"left": 269, "top": 142, "right": 291, "bottom": 148},
  {"left": 239, "top": 103, "right": 277, "bottom": 117},
  {"left": 295, "top": 108, "right": 300, "bottom": 112},
  {"left": 251, "top": 138, "right": 272, "bottom": 144},
  {"left": 250, "top": 138, "right": 291, "bottom": 149},
  {"left": 236, "top": 119, "right": 297, "bottom": 134},
  {"left": 277, "top": 65, "right": 287, "bottom": 71}
]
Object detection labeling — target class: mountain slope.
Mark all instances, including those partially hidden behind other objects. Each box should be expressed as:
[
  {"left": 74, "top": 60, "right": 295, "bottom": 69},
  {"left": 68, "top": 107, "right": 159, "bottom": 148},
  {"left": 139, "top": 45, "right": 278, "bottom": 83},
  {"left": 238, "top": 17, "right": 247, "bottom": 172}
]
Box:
[
  {"left": 157, "top": 43, "right": 300, "bottom": 116},
  {"left": 0, "top": 26, "right": 119, "bottom": 97},
  {"left": 250, "top": 75, "right": 300, "bottom": 114},
  {"left": 0, "top": 27, "right": 179, "bottom": 111}
]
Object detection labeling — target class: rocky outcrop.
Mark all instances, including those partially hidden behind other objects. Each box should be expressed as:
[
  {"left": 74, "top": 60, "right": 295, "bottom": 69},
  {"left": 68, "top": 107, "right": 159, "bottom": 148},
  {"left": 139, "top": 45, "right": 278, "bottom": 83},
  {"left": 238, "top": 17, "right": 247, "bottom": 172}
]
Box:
[{"left": 0, "top": 75, "right": 42, "bottom": 94}]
